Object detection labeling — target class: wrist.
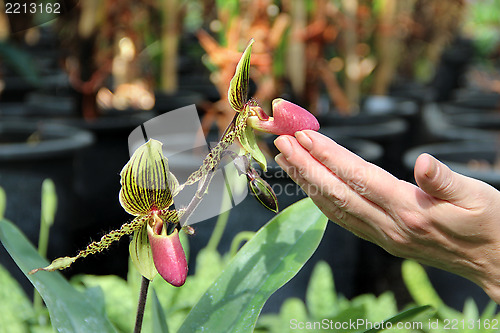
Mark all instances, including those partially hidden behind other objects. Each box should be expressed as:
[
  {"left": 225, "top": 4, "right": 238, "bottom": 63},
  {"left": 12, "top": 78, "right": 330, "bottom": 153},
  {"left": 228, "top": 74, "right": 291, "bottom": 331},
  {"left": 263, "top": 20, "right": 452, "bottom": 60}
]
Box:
[{"left": 473, "top": 259, "right": 500, "bottom": 304}]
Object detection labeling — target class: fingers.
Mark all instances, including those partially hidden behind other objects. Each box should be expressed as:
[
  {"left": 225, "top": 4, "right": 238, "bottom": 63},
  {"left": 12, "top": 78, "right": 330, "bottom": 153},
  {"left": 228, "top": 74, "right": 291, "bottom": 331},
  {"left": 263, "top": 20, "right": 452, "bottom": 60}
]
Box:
[
  {"left": 274, "top": 135, "right": 400, "bottom": 244},
  {"left": 277, "top": 130, "right": 403, "bottom": 211}
]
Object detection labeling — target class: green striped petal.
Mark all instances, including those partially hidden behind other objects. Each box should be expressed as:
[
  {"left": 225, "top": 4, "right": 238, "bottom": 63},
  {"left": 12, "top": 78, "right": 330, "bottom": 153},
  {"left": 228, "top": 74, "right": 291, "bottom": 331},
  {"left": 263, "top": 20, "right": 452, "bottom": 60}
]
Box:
[
  {"left": 228, "top": 39, "right": 254, "bottom": 112},
  {"left": 238, "top": 108, "right": 267, "bottom": 171},
  {"left": 129, "top": 222, "right": 158, "bottom": 280},
  {"left": 119, "top": 139, "right": 179, "bottom": 216}
]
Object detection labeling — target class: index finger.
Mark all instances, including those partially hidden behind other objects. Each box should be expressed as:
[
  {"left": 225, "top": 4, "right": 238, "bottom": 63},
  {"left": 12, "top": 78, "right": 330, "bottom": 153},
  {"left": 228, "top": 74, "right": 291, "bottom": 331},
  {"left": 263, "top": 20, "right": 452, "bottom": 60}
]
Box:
[{"left": 280, "top": 130, "right": 406, "bottom": 210}]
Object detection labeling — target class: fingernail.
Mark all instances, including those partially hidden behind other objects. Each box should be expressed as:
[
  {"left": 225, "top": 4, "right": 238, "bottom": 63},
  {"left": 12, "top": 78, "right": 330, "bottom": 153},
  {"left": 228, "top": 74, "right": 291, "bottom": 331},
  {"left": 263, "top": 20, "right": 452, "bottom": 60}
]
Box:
[
  {"left": 424, "top": 154, "right": 438, "bottom": 180},
  {"left": 275, "top": 153, "right": 285, "bottom": 165},
  {"left": 274, "top": 136, "right": 292, "bottom": 157},
  {"left": 295, "top": 131, "right": 313, "bottom": 150}
]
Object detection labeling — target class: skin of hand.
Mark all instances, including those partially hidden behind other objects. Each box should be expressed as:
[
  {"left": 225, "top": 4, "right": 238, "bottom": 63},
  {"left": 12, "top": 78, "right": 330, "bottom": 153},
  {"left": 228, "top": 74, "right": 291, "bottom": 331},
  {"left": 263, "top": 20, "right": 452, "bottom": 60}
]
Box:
[{"left": 274, "top": 130, "right": 500, "bottom": 303}]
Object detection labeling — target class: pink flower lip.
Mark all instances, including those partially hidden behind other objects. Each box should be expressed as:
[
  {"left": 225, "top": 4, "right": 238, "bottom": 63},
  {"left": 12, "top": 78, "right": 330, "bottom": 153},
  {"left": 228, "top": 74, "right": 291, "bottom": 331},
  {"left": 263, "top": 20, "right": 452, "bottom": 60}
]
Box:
[
  {"left": 147, "top": 224, "right": 188, "bottom": 287},
  {"left": 248, "top": 99, "right": 319, "bottom": 135}
]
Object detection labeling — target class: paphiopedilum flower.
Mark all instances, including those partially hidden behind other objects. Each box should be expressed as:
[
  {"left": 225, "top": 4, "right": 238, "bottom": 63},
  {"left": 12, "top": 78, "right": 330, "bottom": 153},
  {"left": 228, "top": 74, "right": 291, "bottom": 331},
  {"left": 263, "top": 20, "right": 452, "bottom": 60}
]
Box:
[
  {"left": 31, "top": 139, "right": 188, "bottom": 287},
  {"left": 120, "top": 139, "right": 187, "bottom": 286},
  {"left": 247, "top": 99, "right": 320, "bottom": 135}
]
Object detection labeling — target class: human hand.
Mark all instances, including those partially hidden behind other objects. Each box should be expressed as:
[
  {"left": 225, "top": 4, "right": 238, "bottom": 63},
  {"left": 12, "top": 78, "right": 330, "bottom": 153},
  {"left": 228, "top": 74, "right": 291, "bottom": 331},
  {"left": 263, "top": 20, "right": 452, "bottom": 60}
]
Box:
[{"left": 275, "top": 130, "right": 500, "bottom": 303}]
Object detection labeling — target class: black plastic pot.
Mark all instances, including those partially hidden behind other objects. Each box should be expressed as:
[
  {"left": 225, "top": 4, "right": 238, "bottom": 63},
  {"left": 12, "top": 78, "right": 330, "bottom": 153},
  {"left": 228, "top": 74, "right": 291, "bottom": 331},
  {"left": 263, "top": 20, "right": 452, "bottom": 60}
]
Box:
[
  {"left": 404, "top": 141, "right": 500, "bottom": 190},
  {"left": 445, "top": 90, "right": 500, "bottom": 112},
  {"left": 423, "top": 103, "right": 494, "bottom": 143},
  {"left": 0, "top": 121, "right": 94, "bottom": 295},
  {"left": 403, "top": 141, "right": 499, "bottom": 310}
]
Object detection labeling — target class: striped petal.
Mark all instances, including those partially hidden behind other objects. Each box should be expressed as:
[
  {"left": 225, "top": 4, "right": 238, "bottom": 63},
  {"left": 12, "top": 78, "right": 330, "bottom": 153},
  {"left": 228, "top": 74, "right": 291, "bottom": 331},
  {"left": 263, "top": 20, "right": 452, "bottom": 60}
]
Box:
[
  {"left": 119, "top": 139, "right": 178, "bottom": 216},
  {"left": 228, "top": 39, "right": 254, "bottom": 112}
]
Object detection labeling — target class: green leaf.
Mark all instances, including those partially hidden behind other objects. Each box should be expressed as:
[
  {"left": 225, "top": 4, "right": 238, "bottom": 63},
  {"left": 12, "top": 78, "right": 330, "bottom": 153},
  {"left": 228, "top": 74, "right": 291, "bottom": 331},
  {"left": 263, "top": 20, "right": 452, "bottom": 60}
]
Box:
[
  {"left": 177, "top": 198, "right": 328, "bottom": 333},
  {"left": 401, "top": 260, "right": 443, "bottom": 308},
  {"left": 239, "top": 118, "right": 267, "bottom": 171},
  {"left": 41, "top": 179, "right": 57, "bottom": 228},
  {"left": 129, "top": 223, "right": 158, "bottom": 280},
  {"left": 480, "top": 300, "right": 497, "bottom": 321},
  {"left": 306, "top": 261, "right": 337, "bottom": 320},
  {"left": 0, "top": 219, "right": 117, "bottom": 333},
  {"left": 463, "top": 298, "right": 479, "bottom": 333},
  {"left": 278, "top": 298, "right": 308, "bottom": 333},
  {"left": 228, "top": 39, "right": 254, "bottom": 112},
  {"left": 0, "top": 42, "right": 41, "bottom": 88},
  {"left": 362, "top": 305, "right": 434, "bottom": 333},
  {"left": 0, "top": 263, "right": 35, "bottom": 333},
  {"left": 328, "top": 304, "right": 366, "bottom": 333},
  {"left": 371, "top": 292, "right": 397, "bottom": 322},
  {"left": 73, "top": 274, "right": 135, "bottom": 333},
  {"left": 151, "top": 289, "right": 170, "bottom": 333}
]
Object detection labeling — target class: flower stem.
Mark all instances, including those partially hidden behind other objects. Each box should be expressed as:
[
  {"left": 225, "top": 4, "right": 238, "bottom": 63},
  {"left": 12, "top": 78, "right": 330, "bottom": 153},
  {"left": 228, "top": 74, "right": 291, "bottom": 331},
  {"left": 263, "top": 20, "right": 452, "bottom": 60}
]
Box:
[
  {"left": 134, "top": 276, "right": 150, "bottom": 333},
  {"left": 206, "top": 192, "right": 232, "bottom": 252}
]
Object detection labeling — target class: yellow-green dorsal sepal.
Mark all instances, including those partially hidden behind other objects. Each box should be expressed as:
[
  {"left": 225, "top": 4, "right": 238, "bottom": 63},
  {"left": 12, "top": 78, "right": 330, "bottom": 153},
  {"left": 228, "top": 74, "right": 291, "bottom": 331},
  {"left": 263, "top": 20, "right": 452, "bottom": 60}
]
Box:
[
  {"left": 239, "top": 107, "right": 267, "bottom": 171},
  {"left": 28, "top": 256, "right": 77, "bottom": 274},
  {"left": 228, "top": 39, "right": 254, "bottom": 112},
  {"left": 129, "top": 221, "right": 158, "bottom": 280},
  {"left": 119, "top": 139, "right": 179, "bottom": 216}
]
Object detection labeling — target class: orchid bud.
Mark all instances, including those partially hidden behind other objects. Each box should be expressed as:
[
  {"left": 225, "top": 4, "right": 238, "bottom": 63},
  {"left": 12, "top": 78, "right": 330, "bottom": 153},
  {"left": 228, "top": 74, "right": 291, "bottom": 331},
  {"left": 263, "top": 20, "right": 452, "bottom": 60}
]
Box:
[
  {"left": 147, "top": 221, "right": 188, "bottom": 287},
  {"left": 248, "top": 99, "right": 320, "bottom": 135},
  {"left": 247, "top": 170, "right": 278, "bottom": 213}
]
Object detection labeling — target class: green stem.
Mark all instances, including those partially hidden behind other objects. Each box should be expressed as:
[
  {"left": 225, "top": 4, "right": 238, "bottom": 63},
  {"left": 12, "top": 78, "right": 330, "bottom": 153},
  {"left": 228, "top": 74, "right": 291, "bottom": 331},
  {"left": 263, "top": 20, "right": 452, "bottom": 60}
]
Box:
[
  {"left": 34, "top": 179, "right": 57, "bottom": 318},
  {"left": 134, "top": 277, "right": 150, "bottom": 333},
  {"left": 229, "top": 231, "right": 255, "bottom": 257},
  {"left": 206, "top": 182, "right": 234, "bottom": 251},
  {"left": 206, "top": 208, "right": 230, "bottom": 252}
]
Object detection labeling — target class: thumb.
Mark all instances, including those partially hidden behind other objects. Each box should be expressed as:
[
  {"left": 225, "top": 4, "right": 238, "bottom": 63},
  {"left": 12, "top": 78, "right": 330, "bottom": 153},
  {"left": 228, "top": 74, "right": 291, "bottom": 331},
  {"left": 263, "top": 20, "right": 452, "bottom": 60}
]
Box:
[{"left": 414, "top": 153, "right": 471, "bottom": 204}]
